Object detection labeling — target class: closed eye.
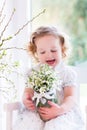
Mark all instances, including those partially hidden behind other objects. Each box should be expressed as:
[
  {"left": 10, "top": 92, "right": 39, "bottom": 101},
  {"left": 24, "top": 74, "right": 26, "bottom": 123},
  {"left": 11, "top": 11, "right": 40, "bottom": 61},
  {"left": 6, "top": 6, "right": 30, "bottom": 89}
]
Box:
[
  {"left": 40, "top": 51, "right": 45, "bottom": 54},
  {"left": 51, "top": 50, "right": 57, "bottom": 52}
]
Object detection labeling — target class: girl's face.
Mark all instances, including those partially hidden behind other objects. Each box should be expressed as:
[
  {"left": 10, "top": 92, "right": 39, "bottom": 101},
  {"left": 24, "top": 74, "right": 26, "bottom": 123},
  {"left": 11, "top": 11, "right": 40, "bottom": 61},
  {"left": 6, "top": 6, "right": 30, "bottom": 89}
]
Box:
[{"left": 35, "top": 35, "right": 62, "bottom": 67}]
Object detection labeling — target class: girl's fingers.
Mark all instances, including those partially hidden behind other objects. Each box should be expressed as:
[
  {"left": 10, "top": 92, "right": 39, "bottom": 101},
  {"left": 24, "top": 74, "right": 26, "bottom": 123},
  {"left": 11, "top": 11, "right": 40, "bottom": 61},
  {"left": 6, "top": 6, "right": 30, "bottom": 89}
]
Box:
[{"left": 47, "top": 101, "right": 56, "bottom": 106}]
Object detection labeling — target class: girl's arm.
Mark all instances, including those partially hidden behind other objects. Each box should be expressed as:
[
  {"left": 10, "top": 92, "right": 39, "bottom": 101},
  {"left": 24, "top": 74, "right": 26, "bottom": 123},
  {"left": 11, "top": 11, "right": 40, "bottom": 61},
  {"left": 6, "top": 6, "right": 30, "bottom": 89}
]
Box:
[
  {"left": 23, "top": 87, "right": 34, "bottom": 98},
  {"left": 22, "top": 88, "right": 36, "bottom": 111},
  {"left": 60, "top": 86, "right": 76, "bottom": 114}
]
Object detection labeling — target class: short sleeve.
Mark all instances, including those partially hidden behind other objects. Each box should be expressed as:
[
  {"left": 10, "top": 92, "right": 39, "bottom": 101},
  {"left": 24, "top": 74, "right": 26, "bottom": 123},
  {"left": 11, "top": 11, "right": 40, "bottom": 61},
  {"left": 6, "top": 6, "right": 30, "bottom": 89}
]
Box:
[{"left": 63, "top": 66, "right": 78, "bottom": 88}]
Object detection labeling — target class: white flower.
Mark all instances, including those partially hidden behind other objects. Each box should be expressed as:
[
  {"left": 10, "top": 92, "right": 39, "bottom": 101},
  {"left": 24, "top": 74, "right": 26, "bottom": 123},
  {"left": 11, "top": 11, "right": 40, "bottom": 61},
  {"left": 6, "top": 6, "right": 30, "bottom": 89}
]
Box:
[{"left": 27, "top": 64, "right": 61, "bottom": 106}]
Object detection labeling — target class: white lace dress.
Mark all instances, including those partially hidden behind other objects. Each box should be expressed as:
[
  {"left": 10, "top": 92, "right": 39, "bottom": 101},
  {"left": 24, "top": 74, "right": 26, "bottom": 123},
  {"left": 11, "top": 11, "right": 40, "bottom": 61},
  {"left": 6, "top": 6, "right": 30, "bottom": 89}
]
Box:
[{"left": 13, "top": 62, "right": 85, "bottom": 130}]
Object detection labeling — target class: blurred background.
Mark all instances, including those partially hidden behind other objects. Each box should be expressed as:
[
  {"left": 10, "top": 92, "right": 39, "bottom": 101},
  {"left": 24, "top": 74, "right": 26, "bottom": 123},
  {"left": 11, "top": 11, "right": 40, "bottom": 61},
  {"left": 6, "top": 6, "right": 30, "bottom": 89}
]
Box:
[{"left": 0, "top": 0, "right": 87, "bottom": 129}]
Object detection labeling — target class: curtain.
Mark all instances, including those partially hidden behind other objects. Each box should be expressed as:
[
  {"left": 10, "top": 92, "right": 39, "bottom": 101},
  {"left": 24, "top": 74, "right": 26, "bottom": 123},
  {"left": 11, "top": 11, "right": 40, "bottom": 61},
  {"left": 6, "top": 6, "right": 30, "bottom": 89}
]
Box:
[{"left": 0, "top": 0, "right": 32, "bottom": 130}]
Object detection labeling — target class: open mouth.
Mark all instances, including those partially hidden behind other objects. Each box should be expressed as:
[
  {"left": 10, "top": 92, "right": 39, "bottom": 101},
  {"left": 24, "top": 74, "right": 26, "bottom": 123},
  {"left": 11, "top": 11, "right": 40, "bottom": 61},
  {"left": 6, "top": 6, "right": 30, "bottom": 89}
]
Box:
[{"left": 46, "top": 59, "right": 56, "bottom": 66}]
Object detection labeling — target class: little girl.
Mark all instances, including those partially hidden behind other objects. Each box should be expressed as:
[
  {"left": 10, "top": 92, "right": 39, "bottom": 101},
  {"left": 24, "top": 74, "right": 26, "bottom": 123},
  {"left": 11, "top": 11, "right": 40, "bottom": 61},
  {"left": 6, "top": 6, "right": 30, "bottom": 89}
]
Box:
[{"left": 13, "top": 26, "right": 85, "bottom": 130}]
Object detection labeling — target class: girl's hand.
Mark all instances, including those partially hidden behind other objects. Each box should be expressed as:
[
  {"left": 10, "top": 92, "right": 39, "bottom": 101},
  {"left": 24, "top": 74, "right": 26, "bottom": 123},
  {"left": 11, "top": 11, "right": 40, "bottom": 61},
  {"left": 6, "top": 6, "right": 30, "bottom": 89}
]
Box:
[
  {"left": 38, "top": 101, "right": 63, "bottom": 121},
  {"left": 23, "top": 92, "right": 36, "bottom": 111}
]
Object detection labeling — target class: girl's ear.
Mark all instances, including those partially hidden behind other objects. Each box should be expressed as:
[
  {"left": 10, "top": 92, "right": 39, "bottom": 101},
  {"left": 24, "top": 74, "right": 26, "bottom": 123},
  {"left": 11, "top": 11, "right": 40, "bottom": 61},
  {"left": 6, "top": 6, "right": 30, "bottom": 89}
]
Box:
[{"left": 34, "top": 52, "right": 39, "bottom": 62}]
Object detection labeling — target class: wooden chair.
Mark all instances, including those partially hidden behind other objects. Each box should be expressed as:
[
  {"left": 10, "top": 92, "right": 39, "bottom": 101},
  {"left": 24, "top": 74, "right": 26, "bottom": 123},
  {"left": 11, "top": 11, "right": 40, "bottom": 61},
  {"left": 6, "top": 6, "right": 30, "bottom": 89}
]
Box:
[
  {"left": 86, "top": 105, "right": 87, "bottom": 130},
  {"left": 4, "top": 102, "right": 21, "bottom": 130}
]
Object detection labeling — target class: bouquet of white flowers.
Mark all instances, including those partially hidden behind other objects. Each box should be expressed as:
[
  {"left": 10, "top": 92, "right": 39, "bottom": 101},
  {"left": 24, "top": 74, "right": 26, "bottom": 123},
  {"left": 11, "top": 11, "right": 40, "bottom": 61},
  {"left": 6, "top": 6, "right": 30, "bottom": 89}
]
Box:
[{"left": 27, "top": 64, "right": 61, "bottom": 107}]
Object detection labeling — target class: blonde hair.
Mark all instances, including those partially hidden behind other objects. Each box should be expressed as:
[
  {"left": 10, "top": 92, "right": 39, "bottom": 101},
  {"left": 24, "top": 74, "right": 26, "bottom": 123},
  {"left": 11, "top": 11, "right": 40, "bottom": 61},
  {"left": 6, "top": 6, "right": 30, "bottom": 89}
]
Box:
[{"left": 27, "top": 26, "right": 71, "bottom": 61}]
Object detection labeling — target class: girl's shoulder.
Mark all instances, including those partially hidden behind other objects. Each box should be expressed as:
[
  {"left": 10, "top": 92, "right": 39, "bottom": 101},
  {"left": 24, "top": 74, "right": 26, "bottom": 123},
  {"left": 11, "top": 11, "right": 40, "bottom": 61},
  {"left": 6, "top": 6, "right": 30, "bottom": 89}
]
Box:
[
  {"left": 55, "top": 62, "right": 78, "bottom": 81},
  {"left": 64, "top": 65, "right": 77, "bottom": 76},
  {"left": 55, "top": 61, "right": 77, "bottom": 75},
  {"left": 62, "top": 65, "right": 78, "bottom": 87}
]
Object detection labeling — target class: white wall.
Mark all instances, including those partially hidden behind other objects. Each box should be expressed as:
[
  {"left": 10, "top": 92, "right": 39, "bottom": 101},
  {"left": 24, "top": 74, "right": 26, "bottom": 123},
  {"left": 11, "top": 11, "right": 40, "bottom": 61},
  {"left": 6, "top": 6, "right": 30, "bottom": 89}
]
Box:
[{"left": 75, "top": 67, "right": 87, "bottom": 84}]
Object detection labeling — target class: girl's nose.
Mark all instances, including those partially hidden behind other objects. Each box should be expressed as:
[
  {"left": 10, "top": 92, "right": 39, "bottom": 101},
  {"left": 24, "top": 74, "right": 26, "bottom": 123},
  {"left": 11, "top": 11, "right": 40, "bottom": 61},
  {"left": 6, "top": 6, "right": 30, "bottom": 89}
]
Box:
[{"left": 46, "top": 52, "right": 52, "bottom": 59}]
